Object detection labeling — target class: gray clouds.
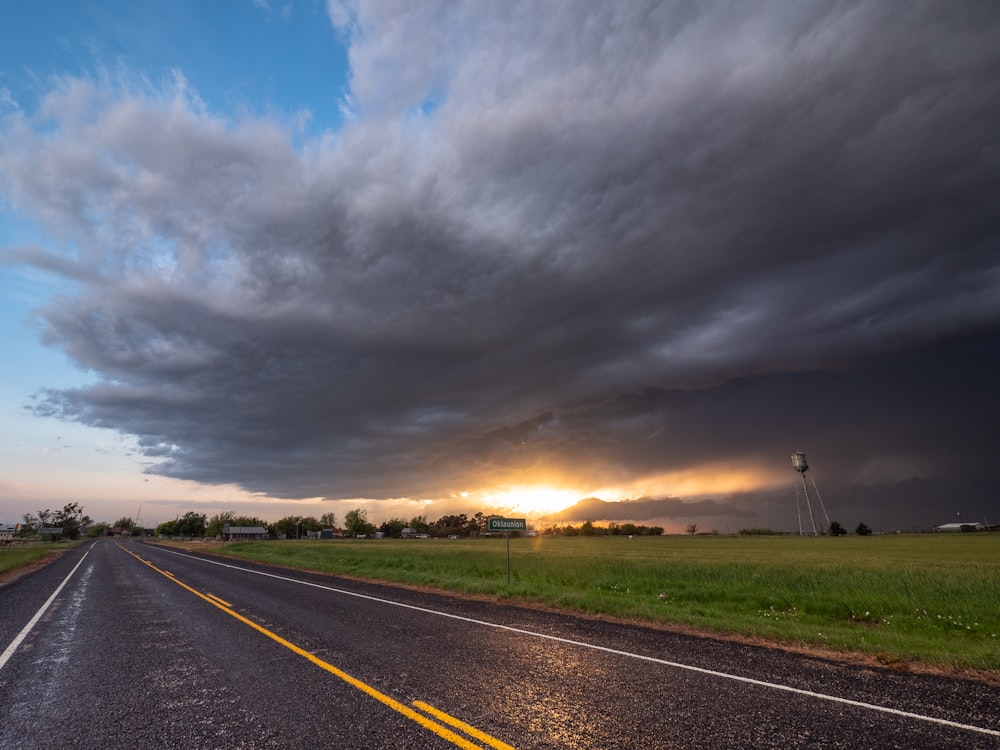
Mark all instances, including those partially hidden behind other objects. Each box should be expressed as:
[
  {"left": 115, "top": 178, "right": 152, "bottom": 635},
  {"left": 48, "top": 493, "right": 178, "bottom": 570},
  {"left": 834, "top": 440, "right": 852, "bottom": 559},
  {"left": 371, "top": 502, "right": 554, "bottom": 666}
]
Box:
[{"left": 2, "top": 1, "right": 999, "bottom": 527}]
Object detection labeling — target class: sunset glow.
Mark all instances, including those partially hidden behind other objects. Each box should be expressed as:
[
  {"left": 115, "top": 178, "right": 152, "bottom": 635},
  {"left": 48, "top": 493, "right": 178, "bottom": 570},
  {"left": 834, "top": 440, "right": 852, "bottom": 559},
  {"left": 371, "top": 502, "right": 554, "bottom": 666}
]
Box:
[
  {"left": 479, "top": 485, "right": 584, "bottom": 518},
  {"left": 592, "top": 462, "right": 786, "bottom": 502},
  {"left": 462, "top": 460, "right": 788, "bottom": 520}
]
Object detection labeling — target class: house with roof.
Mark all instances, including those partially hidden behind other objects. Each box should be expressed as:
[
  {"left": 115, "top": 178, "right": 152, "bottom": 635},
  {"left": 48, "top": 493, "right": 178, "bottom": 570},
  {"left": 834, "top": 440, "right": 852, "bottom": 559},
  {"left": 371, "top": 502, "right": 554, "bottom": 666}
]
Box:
[{"left": 222, "top": 525, "right": 269, "bottom": 541}]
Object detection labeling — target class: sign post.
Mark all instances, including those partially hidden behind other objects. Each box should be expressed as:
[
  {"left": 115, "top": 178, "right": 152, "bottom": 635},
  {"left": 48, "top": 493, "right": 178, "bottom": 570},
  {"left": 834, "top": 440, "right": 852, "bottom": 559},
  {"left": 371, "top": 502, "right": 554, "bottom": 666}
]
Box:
[{"left": 487, "top": 517, "right": 526, "bottom": 584}]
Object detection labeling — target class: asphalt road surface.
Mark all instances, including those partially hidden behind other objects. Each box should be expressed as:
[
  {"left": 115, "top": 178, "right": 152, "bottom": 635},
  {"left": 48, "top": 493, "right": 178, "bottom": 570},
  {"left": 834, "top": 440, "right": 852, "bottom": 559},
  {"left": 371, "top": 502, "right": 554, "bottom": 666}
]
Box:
[{"left": 1, "top": 539, "right": 997, "bottom": 749}]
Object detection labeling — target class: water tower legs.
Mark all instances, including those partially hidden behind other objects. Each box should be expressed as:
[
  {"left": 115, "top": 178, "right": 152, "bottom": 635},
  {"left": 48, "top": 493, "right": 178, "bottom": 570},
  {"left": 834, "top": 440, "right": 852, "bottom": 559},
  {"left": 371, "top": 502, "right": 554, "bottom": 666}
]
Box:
[
  {"left": 792, "top": 451, "right": 831, "bottom": 536},
  {"left": 795, "top": 470, "right": 830, "bottom": 535}
]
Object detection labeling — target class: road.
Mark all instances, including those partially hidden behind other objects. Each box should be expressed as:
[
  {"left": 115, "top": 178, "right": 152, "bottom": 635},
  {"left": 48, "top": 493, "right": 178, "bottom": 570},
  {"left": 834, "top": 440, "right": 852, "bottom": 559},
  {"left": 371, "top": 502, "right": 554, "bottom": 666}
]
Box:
[{"left": 1, "top": 539, "right": 997, "bottom": 749}]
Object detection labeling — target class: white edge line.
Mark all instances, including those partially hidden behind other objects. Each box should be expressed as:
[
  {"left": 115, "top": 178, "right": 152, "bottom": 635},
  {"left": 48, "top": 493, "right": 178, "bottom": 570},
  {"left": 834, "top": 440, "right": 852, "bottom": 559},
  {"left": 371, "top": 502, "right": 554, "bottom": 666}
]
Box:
[
  {"left": 0, "top": 544, "right": 93, "bottom": 671},
  {"left": 150, "top": 544, "right": 999, "bottom": 738}
]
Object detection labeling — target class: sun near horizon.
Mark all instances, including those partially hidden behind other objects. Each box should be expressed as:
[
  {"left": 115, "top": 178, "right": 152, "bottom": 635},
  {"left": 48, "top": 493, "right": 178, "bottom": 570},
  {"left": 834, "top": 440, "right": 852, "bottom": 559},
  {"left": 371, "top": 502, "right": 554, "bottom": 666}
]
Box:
[{"left": 468, "top": 460, "right": 786, "bottom": 520}]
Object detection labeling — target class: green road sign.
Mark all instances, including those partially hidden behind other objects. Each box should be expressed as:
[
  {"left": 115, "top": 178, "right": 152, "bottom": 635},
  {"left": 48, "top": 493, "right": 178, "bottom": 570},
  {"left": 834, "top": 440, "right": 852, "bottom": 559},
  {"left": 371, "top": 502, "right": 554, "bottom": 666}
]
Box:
[
  {"left": 487, "top": 517, "right": 526, "bottom": 532},
  {"left": 488, "top": 517, "right": 527, "bottom": 584}
]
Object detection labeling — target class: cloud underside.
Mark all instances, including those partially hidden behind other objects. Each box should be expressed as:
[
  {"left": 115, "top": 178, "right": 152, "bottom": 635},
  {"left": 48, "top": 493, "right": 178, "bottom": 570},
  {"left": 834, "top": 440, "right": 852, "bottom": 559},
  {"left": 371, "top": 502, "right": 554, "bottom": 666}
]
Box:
[
  {"left": 1, "top": 1, "right": 998, "bottom": 514},
  {"left": 542, "top": 496, "right": 755, "bottom": 524}
]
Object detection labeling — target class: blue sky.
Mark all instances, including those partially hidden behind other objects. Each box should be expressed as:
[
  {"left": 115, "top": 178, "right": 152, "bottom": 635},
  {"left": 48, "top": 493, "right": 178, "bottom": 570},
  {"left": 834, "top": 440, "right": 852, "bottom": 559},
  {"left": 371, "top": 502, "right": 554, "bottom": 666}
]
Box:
[
  {"left": 1, "top": 1, "right": 998, "bottom": 532},
  {"left": 0, "top": 1, "right": 349, "bottom": 131},
  {"left": 1, "top": 0, "right": 354, "bottom": 525}
]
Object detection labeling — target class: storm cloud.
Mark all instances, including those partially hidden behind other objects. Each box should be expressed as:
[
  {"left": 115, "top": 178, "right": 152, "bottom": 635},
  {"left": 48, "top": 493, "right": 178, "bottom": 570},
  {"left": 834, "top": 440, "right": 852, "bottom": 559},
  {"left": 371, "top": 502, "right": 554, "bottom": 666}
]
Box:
[{"left": 2, "top": 1, "right": 998, "bottom": 529}]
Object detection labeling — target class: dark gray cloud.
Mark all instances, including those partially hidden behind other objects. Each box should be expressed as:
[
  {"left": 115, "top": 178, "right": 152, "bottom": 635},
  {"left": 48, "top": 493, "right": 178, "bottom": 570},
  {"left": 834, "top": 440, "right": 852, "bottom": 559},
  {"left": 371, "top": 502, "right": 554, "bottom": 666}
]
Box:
[
  {"left": 526, "top": 332, "right": 1000, "bottom": 531},
  {"left": 2, "top": 1, "right": 999, "bottom": 529}
]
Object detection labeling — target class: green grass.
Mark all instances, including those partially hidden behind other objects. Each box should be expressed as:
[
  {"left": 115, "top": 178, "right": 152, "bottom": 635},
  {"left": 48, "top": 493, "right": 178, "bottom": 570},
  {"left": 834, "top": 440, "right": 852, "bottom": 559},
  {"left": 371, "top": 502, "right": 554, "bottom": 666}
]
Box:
[
  {"left": 0, "top": 543, "right": 76, "bottom": 573},
  {"left": 208, "top": 533, "right": 1000, "bottom": 675}
]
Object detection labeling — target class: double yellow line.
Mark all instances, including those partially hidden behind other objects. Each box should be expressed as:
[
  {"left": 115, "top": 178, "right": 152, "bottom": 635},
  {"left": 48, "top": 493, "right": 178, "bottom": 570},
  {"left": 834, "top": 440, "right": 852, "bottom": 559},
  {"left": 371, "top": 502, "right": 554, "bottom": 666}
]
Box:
[{"left": 118, "top": 544, "right": 518, "bottom": 750}]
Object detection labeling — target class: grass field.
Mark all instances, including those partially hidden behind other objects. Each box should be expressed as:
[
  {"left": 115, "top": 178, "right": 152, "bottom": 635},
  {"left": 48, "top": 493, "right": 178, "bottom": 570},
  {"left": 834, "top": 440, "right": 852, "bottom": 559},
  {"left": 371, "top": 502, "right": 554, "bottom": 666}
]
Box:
[
  {"left": 0, "top": 543, "right": 75, "bottom": 574},
  {"left": 208, "top": 533, "right": 1000, "bottom": 675}
]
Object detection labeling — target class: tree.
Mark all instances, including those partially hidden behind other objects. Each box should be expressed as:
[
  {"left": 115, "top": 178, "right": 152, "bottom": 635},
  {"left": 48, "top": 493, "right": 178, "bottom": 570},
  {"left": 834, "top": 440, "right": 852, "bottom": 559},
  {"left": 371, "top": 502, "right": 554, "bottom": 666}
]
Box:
[
  {"left": 408, "top": 515, "right": 430, "bottom": 535},
  {"left": 51, "top": 503, "right": 89, "bottom": 540},
  {"left": 319, "top": 512, "right": 338, "bottom": 529},
  {"left": 303, "top": 517, "right": 323, "bottom": 534},
  {"left": 468, "top": 512, "right": 486, "bottom": 537},
  {"left": 113, "top": 516, "right": 136, "bottom": 532},
  {"left": 21, "top": 508, "right": 55, "bottom": 536},
  {"left": 685, "top": 523, "right": 699, "bottom": 536},
  {"left": 379, "top": 518, "right": 407, "bottom": 538},
  {"left": 175, "top": 512, "right": 207, "bottom": 537},
  {"left": 270, "top": 516, "right": 300, "bottom": 538},
  {"left": 18, "top": 513, "right": 39, "bottom": 537},
  {"left": 206, "top": 512, "right": 267, "bottom": 538},
  {"left": 828, "top": 521, "right": 847, "bottom": 536},
  {"left": 270, "top": 515, "right": 321, "bottom": 538},
  {"left": 206, "top": 512, "right": 235, "bottom": 538},
  {"left": 344, "top": 508, "right": 375, "bottom": 537},
  {"left": 17, "top": 504, "right": 90, "bottom": 540},
  {"left": 232, "top": 515, "right": 268, "bottom": 529},
  {"left": 431, "top": 514, "right": 469, "bottom": 537},
  {"left": 855, "top": 522, "right": 873, "bottom": 536}
]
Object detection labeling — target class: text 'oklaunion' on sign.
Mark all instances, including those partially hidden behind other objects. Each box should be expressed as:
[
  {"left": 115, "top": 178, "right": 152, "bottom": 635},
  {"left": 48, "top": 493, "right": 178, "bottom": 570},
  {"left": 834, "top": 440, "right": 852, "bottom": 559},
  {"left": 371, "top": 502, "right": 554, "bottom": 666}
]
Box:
[{"left": 487, "top": 517, "right": 527, "bottom": 532}]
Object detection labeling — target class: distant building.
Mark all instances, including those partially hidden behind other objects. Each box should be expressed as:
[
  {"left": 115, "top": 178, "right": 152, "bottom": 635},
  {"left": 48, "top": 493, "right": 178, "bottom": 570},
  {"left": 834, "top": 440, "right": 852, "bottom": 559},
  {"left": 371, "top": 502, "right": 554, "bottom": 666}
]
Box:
[
  {"left": 933, "top": 522, "right": 986, "bottom": 532},
  {"left": 222, "top": 525, "right": 268, "bottom": 541}
]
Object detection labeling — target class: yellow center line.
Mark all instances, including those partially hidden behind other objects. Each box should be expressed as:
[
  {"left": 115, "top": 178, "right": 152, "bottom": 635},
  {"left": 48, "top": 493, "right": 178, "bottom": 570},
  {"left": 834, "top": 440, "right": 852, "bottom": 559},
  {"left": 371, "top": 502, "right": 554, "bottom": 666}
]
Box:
[
  {"left": 413, "top": 701, "right": 520, "bottom": 750},
  {"left": 117, "top": 544, "right": 515, "bottom": 750},
  {"left": 204, "top": 593, "right": 233, "bottom": 608}
]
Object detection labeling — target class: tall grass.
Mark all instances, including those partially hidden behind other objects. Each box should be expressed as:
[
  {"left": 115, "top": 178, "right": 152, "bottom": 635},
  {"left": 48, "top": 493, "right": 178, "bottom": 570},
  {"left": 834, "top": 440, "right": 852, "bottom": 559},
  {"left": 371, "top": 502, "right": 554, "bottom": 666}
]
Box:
[
  {"left": 0, "top": 543, "right": 74, "bottom": 573},
  {"left": 211, "top": 534, "right": 999, "bottom": 673}
]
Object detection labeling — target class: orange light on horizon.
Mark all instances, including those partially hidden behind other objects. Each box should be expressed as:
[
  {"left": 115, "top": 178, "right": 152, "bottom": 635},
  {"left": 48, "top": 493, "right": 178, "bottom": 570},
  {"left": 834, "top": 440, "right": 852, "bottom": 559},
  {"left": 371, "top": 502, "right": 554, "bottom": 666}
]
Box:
[
  {"left": 476, "top": 485, "right": 584, "bottom": 518},
  {"left": 458, "top": 459, "right": 783, "bottom": 518},
  {"left": 592, "top": 461, "right": 784, "bottom": 500},
  {"left": 332, "top": 462, "right": 775, "bottom": 522}
]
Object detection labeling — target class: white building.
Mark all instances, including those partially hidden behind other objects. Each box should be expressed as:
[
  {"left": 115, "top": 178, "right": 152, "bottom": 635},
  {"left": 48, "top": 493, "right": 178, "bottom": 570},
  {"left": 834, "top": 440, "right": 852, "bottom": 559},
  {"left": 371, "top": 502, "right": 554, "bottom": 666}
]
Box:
[{"left": 933, "top": 522, "right": 986, "bottom": 532}]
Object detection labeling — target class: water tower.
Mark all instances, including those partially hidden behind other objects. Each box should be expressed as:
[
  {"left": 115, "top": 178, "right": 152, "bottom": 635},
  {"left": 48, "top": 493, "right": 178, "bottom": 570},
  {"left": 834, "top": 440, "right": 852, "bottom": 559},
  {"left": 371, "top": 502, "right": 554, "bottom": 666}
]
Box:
[{"left": 791, "top": 451, "right": 831, "bottom": 535}]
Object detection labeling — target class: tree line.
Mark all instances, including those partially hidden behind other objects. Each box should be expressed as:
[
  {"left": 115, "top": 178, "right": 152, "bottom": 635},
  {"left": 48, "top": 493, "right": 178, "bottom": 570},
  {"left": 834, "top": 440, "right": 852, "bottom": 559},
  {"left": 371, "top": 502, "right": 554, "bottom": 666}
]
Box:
[
  {"left": 13, "top": 503, "right": 665, "bottom": 541},
  {"left": 538, "top": 521, "right": 664, "bottom": 536},
  {"left": 144, "top": 509, "right": 477, "bottom": 539},
  {"left": 220, "top": 510, "right": 499, "bottom": 539}
]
